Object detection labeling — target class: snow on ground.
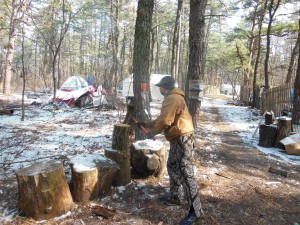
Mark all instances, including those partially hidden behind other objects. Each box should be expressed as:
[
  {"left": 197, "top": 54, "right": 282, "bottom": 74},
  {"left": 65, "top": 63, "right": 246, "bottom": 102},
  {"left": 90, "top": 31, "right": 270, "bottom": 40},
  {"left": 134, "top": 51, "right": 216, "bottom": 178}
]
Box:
[
  {"left": 202, "top": 96, "right": 300, "bottom": 166},
  {"left": 0, "top": 93, "right": 299, "bottom": 222}
]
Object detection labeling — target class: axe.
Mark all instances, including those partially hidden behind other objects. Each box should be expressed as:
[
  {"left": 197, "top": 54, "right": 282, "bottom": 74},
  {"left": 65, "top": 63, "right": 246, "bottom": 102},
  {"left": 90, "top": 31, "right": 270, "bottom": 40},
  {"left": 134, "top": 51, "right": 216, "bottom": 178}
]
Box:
[{"left": 131, "top": 116, "right": 149, "bottom": 134}]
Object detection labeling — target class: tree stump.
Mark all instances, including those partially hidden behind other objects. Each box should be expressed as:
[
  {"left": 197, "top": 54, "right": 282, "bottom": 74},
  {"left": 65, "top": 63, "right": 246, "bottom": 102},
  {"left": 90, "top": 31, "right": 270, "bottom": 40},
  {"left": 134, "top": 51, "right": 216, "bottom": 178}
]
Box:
[
  {"left": 275, "top": 117, "right": 292, "bottom": 149},
  {"left": 105, "top": 148, "right": 131, "bottom": 186},
  {"left": 69, "top": 154, "right": 119, "bottom": 202},
  {"left": 258, "top": 124, "right": 277, "bottom": 147},
  {"left": 16, "top": 160, "right": 76, "bottom": 220},
  {"left": 105, "top": 123, "right": 132, "bottom": 186},
  {"left": 112, "top": 124, "right": 131, "bottom": 151},
  {"left": 131, "top": 139, "right": 166, "bottom": 178}
]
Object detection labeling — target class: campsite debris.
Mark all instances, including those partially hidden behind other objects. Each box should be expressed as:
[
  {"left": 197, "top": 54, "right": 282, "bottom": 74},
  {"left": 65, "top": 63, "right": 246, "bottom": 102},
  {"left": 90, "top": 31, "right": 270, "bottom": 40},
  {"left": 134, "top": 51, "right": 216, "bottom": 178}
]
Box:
[
  {"left": 131, "top": 139, "right": 166, "bottom": 178},
  {"left": 268, "top": 166, "right": 289, "bottom": 177},
  {"left": 105, "top": 124, "right": 132, "bottom": 186},
  {"left": 16, "top": 160, "right": 76, "bottom": 220},
  {"left": 91, "top": 205, "right": 116, "bottom": 219},
  {"left": 0, "top": 109, "right": 14, "bottom": 115},
  {"left": 280, "top": 133, "right": 300, "bottom": 156}
]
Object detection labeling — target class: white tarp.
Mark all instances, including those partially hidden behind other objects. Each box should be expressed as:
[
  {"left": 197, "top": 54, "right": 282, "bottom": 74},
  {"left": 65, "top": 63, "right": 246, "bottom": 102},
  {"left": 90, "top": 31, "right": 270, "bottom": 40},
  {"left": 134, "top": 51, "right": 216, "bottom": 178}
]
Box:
[{"left": 121, "top": 74, "right": 171, "bottom": 101}]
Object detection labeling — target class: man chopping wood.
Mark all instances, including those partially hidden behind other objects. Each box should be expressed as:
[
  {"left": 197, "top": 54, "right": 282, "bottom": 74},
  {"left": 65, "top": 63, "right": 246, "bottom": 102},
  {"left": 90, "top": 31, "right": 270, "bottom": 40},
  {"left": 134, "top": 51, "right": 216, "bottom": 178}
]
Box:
[{"left": 137, "top": 76, "right": 204, "bottom": 225}]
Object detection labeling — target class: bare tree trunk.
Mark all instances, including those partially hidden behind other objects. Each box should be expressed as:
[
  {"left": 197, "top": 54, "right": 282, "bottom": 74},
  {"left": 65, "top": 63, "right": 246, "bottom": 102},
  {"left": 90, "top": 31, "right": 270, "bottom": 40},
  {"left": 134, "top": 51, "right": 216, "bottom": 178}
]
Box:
[
  {"left": 132, "top": 0, "right": 154, "bottom": 140},
  {"left": 292, "top": 20, "right": 300, "bottom": 130},
  {"left": 285, "top": 32, "right": 299, "bottom": 84},
  {"left": 171, "top": 0, "right": 183, "bottom": 82},
  {"left": 264, "top": 0, "right": 281, "bottom": 90},
  {"left": 21, "top": 26, "right": 26, "bottom": 121},
  {"left": 186, "top": 0, "right": 207, "bottom": 127},
  {"left": 252, "top": 0, "right": 268, "bottom": 109},
  {"left": 3, "top": 0, "right": 26, "bottom": 95}
]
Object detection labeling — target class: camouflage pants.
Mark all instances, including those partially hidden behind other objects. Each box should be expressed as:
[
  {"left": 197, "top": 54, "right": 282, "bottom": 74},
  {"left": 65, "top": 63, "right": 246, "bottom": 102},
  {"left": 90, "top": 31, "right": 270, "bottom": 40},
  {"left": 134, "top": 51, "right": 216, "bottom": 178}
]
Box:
[{"left": 167, "top": 134, "right": 203, "bottom": 218}]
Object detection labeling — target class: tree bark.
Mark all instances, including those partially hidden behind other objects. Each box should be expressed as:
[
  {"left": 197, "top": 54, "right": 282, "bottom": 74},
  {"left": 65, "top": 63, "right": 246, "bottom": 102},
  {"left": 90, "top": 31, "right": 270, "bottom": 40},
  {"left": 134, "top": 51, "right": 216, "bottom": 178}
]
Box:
[
  {"left": 132, "top": 0, "right": 154, "bottom": 140},
  {"left": 292, "top": 19, "right": 300, "bottom": 131},
  {"left": 186, "top": 0, "right": 207, "bottom": 127},
  {"left": 16, "top": 160, "right": 76, "bottom": 220}
]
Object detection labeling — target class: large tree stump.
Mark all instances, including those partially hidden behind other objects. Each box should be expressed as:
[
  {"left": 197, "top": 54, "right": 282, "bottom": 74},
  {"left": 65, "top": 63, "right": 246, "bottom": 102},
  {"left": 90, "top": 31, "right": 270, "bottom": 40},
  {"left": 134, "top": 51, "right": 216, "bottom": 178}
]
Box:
[
  {"left": 275, "top": 117, "right": 292, "bottom": 149},
  {"left": 105, "top": 123, "right": 132, "bottom": 186},
  {"left": 69, "top": 154, "right": 119, "bottom": 202},
  {"left": 131, "top": 139, "right": 166, "bottom": 178},
  {"left": 258, "top": 124, "right": 277, "bottom": 147},
  {"left": 16, "top": 160, "right": 76, "bottom": 220}
]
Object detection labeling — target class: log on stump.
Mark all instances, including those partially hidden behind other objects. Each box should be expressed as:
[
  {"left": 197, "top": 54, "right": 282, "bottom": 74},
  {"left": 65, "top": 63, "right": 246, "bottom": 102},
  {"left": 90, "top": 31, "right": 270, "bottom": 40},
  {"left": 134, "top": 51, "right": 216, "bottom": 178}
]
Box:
[
  {"left": 112, "top": 124, "right": 131, "bottom": 151},
  {"left": 275, "top": 117, "right": 292, "bottom": 149},
  {"left": 69, "top": 154, "right": 119, "bottom": 202},
  {"left": 258, "top": 124, "right": 277, "bottom": 147},
  {"left": 105, "top": 148, "right": 131, "bottom": 187},
  {"left": 16, "top": 160, "right": 76, "bottom": 220},
  {"left": 104, "top": 123, "right": 132, "bottom": 187},
  {"left": 265, "top": 111, "right": 274, "bottom": 125},
  {"left": 131, "top": 139, "right": 166, "bottom": 178}
]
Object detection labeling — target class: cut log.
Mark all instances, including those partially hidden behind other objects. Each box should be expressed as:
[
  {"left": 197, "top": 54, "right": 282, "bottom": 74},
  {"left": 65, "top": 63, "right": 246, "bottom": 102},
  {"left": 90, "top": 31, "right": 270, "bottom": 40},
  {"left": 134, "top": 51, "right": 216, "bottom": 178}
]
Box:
[
  {"left": 69, "top": 154, "right": 119, "bottom": 202},
  {"left": 112, "top": 124, "right": 131, "bottom": 151},
  {"left": 105, "top": 148, "right": 131, "bottom": 186},
  {"left": 0, "top": 109, "right": 14, "bottom": 115},
  {"left": 131, "top": 139, "right": 166, "bottom": 178},
  {"left": 258, "top": 124, "right": 277, "bottom": 147},
  {"left": 265, "top": 111, "right": 274, "bottom": 125},
  {"left": 15, "top": 160, "right": 76, "bottom": 220},
  {"left": 275, "top": 117, "right": 291, "bottom": 149}
]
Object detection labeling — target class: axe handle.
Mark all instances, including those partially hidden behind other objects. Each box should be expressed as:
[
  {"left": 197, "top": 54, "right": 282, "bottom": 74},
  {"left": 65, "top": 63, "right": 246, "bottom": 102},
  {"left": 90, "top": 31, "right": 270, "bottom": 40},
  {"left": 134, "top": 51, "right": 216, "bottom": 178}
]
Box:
[{"left": 132, "top": 118, "right": 148, "bottom": 134}]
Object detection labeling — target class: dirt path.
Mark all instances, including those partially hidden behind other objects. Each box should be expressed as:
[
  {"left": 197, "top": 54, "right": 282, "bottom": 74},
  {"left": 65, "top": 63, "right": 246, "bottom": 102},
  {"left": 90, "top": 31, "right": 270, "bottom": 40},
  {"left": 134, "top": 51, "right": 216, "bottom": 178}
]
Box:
[
  {"left": 1, "top": 95, "right": 300, "bottom": 225},
  {"left": 195, "top": 96, "right": 300, "bottom": 225}
]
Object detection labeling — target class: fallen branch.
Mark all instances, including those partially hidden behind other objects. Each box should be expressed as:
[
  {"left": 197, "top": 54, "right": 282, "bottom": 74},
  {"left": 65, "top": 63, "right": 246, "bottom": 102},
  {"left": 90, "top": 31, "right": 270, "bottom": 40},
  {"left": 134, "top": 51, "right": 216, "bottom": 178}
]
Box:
[{"left": 268, "top": 166, "right": 289, "bottom": 177}]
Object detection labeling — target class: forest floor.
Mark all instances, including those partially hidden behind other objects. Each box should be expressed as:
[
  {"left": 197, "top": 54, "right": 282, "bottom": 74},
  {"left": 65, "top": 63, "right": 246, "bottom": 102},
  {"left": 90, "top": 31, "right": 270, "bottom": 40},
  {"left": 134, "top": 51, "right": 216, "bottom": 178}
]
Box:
[{"left": 0, "top": 94, "right": 300, "bottom": 225}]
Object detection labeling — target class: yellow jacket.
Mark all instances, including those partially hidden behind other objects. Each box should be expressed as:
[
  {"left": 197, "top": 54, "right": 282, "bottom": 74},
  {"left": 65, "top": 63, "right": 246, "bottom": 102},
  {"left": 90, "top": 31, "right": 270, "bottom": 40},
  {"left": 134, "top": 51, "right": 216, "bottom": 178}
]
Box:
[{"left": 148, "top": 87, "right": 194, "bottom": 142}]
